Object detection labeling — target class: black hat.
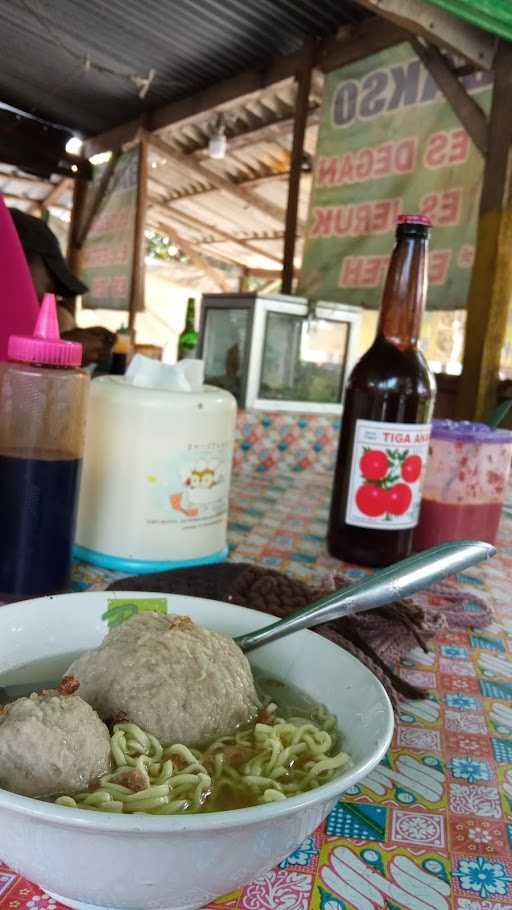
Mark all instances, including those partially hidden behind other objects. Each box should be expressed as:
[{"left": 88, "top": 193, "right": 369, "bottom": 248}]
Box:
[{"left": 9, "top": 208, "right": 88, "bottom": 297}]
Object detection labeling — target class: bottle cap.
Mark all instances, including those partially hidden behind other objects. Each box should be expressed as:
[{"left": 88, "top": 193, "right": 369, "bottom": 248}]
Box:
[
  {"left": 397, "top": 214, "right": 432, "bottom": 226},
  {"left": 7, "top": 293, "right": 83, "bottom": 367}
]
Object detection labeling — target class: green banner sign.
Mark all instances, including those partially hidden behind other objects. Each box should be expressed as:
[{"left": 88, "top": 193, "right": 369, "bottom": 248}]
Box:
[
  {"left": 80, "top": 146, "right": 141, "bottom": 311},
  {"left": 298, "top": 43, "right": 492, "bottom": 310}
]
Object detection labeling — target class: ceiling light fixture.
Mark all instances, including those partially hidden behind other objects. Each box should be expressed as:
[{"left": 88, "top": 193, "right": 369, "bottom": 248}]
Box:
[
  {"left": 208, "top": 114, "right": 227, "bottom": 160},
  {"left": 65, "top": 136, "right": 83, "bottom": 155}
]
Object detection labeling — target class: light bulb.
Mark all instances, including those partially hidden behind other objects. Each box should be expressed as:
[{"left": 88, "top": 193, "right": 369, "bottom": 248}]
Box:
[
  {"left": 66, "top": 136, "right": 82, "bottom": 155},
  {"left": 208, "top": 132, "right": 227, "bottom": 160}
]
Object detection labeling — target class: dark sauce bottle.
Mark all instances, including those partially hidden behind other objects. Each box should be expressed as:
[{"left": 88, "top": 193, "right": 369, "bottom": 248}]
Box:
[
  {"left": 0, "top": 294, "right": 89, "bottom": 597},
  {"left": 328, "top": 215, "right": 436, "bottom": 567}
]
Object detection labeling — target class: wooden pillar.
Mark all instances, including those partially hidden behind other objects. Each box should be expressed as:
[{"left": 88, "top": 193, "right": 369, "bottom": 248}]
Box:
[
  {"left": 66, "top": 174, "right": 88, "bottom": 316},
  {"left": 456, "top": 42, "right": 512, "bottom": 421},
  {"left": 281, "top": 47, "right": 314, "bottom": 295},
  {"left": 128, "top": 139, "right": 148, "bottom": 338},
  {"left": 76, "top": 150, "right": 121, "bottom": 250},
  {"left": 238, "top": 267, "right": 250, "bottom": 292}
]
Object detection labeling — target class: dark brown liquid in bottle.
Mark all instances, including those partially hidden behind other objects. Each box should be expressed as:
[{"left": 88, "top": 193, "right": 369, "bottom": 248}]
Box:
[{"left": 328, "top": 221, "right": 436, "bottom": 567}]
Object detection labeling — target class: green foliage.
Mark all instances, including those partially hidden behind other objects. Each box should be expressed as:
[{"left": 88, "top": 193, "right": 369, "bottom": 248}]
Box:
[{"left": 145, "top": 229, "right": 185, "bottom": 262}]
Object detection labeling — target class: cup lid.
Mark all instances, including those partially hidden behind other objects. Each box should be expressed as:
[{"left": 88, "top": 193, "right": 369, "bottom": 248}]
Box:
[
  {"left": 431, "top": 418, "right": 512, "bottom": 444},
  {"left": 8, "top": 293, "right": 82, "bottom": 367}
]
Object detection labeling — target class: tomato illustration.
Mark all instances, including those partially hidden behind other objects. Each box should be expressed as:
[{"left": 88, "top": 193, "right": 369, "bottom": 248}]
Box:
[
  {"left": 360, "top": 449, "right": 389, "bottom": 481},
  {"left": 387, "top": 483, "right": 412, "bottom": 516},
  {"left": 401, "top": 454, "right": 422, "bottom": 483},
  {"left": 356, "top": 483, "right": 388, "bottom": 517}
]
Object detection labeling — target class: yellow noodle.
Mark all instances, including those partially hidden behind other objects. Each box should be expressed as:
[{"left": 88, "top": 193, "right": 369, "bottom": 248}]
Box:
[{"left": 54, "top": 702, "right": 350, "bottom": 815}]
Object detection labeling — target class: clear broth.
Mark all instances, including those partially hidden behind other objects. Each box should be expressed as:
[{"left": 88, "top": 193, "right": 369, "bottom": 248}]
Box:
[
  {"left": 0, "top": 652, "right": 328, "bottom": 721},
  {"left": 0, "top": 652, "right": 343, "bottom": 813}
]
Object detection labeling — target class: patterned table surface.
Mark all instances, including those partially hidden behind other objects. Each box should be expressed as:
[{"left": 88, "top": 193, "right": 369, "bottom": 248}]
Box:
[{"left": 2, "top": 470, "right": 512, "bottom": 910}]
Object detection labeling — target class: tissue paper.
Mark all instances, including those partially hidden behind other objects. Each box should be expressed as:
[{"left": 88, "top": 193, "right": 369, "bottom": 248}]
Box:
[{"left": 125, "top": 354, "right": 205, "bottom": 391}]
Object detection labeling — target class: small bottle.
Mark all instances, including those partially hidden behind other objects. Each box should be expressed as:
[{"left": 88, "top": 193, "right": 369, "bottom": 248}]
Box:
[
  {"left": 110, "top": 325, "right": 130, "bottom": 375},
  {"left": 178, "top": 297, "right": 198, "bottom": 360},
  {"left": 0, "top": 294, "right": 89, "bottom": 597},
  {"left": 327, "top": 215, "right": 436, "bottom": 567}
]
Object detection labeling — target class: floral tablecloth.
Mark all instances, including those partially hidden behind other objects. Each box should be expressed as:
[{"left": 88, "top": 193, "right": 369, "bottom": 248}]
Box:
[{"left": 2, "top": 470, "right": 512, "bottom": 910}]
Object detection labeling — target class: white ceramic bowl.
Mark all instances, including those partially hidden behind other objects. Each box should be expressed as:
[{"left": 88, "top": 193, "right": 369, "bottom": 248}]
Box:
[{"left": 0, "top": 592, "right": 393, "bottom": 910}]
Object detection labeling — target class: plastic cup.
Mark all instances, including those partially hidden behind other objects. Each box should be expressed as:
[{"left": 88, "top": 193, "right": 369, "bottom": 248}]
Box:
[{"left": 413, "top": 419, "right": 512, "bottom": 549}]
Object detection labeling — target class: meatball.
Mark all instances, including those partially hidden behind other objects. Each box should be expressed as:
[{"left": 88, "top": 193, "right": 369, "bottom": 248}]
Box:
[
  {"left": 67, "top": 612, "right": 260, "bottom": 747},
  {"left": 0, "top": 688, "right": 111, "bottom": 798}
]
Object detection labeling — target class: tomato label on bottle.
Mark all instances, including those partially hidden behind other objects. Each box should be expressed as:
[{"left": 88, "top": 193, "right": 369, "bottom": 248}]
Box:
[{"left": 345, "top": 419, "right": 431, "bottom": 530}]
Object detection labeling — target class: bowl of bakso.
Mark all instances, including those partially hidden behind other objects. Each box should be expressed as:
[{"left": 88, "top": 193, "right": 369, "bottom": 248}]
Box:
[{"left": 0, "top": 591, "right": 393, "bottom": 910}]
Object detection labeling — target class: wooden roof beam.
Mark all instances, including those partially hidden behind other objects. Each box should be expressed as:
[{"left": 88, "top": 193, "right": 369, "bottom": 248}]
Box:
[
  {"left": 321, "top": 17, "right": 407, "bottom": 71},
  {"left": 150, "top": 196, "right": 283, "bottom": 266},
  {"left": 76, "top": 150, "right": 121, "bottom": 248},
  {"left": 83, "top": 118, "right": 142, "bottom": 159},
  {"left": 192, "top": 107, "right": 321, "bottom": 158},
  {"left": 154, "top": 220, "right": 231, "bottom": 292},
  {"left": 149, "top": 168, "right": 291, "bottom": 208},
  {"left": 0, "top": 172, "right": 53, "bottom": 187},
  {"left": 147, "top": 133, "right": 294, "bottom": 231},
  {"left": 150, "top": 204, "right": 284, "bottom": 270},
  {"left": 85, "top": 18, "right": 406, "bottom": 157},
  {"left": 198, "top": 232, "right": 285, "bottom": 246},
  {"left": 150, "top": 19, "right": 407, "bottom": 130},
  {"left": 29, "top": 177, "right": 73, "bottom": 214},
  {"left": 184, "top": 242, "right": 254, "bottom": 270},
  {"left": 354, "top": 0, "right": 496, "bottom": 70},
  {"left": 411, "top": 38, "right": 488, "bottom": 156},
  {"left": 259, "top": 277, "right": 281, "bottom": 294},
  {"left": 149, "top": 157, "right": 295, "bottom": 204},
  {"left": 1, "top": 193, "right": 40, "bottom": 205},
  {"left": 155, "top": 201, "right": 283, "bottom": 265},
  {"left": 149, "top": 56, "right": 307, "bottom": 136}
]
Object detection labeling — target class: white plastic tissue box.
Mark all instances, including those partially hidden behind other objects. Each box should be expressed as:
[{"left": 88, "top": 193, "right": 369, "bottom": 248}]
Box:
[{"left": 74, "top": 364, "right": 237, "bottom": 573}]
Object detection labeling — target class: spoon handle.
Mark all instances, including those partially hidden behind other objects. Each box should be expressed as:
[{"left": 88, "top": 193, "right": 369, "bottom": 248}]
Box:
[{"left": 235, "top": 540, "right": 495, "bottom": 653}]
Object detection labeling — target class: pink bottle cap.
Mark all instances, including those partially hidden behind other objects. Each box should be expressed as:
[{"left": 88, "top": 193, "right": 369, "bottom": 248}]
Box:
[
  {"left": 8, "top": 294, "right": 83, "bottom": 367},
  {"left": 397, "top": 214, "right": 432, "bottom": 226}
]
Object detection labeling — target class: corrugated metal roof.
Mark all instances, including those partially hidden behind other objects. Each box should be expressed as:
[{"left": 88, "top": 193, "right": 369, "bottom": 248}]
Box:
[
  {"left": 0, "top": 0, "right": 367, "bottom": 136},
  {"left": 1, "top": 0, "right": 350, "bottom": 281},
  {"left": 144, "top": 110, "right": 318, "bottom": 272}
]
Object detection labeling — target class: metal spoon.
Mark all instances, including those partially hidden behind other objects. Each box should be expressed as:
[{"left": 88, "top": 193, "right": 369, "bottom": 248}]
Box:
[
  {"left": 234, "top": 539, "right": 495, "bottom": 652},
  {"left": 0, "top": 540, "right": 495, "bottom": 704}
]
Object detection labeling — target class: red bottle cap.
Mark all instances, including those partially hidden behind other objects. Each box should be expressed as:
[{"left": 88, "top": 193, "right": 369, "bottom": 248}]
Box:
[
  {"left": 397, "top": 214, "right": 432, "bottom": 226},
  {"left": 8, "top": 293, "right": 83, "bottom": 367}
]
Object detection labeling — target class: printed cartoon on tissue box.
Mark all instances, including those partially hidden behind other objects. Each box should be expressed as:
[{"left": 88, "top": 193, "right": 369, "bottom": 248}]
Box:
[{"left": 74, "top": 357, "right": 237, "bottom": 573}]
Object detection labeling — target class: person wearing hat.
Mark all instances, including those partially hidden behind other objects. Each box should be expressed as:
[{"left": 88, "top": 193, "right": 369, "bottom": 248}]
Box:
[{"left": 10, "top": 208, "right": 116, "bottom": 366}]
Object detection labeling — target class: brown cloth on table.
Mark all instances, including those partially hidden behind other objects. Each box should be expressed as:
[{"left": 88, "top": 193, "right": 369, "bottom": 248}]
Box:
[{"left": 108, "top": 562, "right": 442, "bottom": 713}]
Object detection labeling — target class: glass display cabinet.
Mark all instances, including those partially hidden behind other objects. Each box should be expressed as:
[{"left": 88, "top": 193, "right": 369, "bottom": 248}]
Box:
[{"left": 198, "top": 293, "right": 361, "bottom": 413}]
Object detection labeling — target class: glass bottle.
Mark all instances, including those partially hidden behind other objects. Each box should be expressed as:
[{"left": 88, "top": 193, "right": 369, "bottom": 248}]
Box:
[
  {"left": 178, "top": 297, "right": 198, "bottom": 360},
  {"left": 327, "top": 215, "right": 436, "bottom": 567}
]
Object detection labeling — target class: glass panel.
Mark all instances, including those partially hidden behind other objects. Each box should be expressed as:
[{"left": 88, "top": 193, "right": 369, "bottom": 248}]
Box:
[
  {"left": 203, "top": 307, "right": 249, "bottom": 404},
  {"left": 259, "top": 312, "right": 349, "bottom": 403}
]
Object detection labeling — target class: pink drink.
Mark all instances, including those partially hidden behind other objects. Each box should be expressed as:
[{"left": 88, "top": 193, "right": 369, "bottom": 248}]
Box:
[{"left": 414, "top": 420, "right": 512, "bottom": 549}]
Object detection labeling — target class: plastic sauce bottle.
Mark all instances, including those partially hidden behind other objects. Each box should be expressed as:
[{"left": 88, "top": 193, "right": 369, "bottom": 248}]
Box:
[
  {"left": 327, "top": 215, "right": 436, "bottom": 567},
  {"left": 0, "top": 294, "right": 89, "bottom": 598}
]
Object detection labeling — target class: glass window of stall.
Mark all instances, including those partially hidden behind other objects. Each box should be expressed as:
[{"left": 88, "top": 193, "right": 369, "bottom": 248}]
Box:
[{"left": 199, "top": 294, "right": 361, "bottom": 413}]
